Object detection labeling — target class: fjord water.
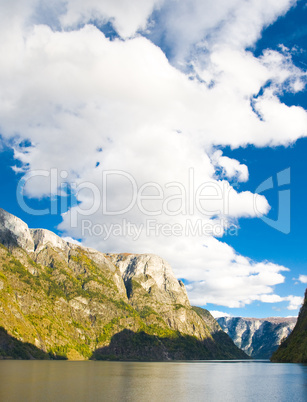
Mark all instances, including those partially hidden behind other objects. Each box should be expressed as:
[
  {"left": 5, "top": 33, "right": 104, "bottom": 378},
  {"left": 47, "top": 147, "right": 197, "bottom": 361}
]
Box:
[{"left": 0, "top": 360, "right": 306, "bottom": 402}]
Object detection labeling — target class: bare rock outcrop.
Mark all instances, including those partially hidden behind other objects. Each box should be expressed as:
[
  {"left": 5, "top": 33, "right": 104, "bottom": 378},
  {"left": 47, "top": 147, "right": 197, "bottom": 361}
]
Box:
[
  {"left": 0, "top": 208, "right": 248, "bottom": 360},
  {"left": 217, "top": 316, "right": 297, "bottom": 359}
]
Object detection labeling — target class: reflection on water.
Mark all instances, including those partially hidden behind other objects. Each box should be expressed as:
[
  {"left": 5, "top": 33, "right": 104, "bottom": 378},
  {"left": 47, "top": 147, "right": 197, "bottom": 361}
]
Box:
[{"left": 0, "top": 360, "right": 306, "bottom": 402}]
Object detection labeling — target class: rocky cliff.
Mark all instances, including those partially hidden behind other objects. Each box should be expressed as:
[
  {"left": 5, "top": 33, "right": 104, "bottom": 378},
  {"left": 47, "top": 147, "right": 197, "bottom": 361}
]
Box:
[
  {"left": 271, "top": 289, "right": 307, "bottom": 363},
  {"left": 217, "top": 316, "right": 297, "bottom": 359},
  {"left": 0, "top": 208, "right": 248, "bottom": 360}
]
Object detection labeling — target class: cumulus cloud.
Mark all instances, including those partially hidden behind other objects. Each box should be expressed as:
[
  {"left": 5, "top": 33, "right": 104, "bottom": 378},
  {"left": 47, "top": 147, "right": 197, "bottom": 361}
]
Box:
[
  {"left": 298, "top": 275, "right": 307, "bottom": 284},
  {"left": 147, "top": 0, "right": 298, "bottom": 65},
  {"left": 185, "top": 258, "right": 289, "bottom": 308},
  {"left": 210, "top": 311, "right": 231, "bottom": 318},
  {"left": 0, "top": 0, "right": 306, "bottom": 310},
  {"left": 61, "top": 236, "right": 82, "bottom": 246},
  {"left": 259, "top": 294, "right": 302, "bottom": 310},
  {"left": 60, "top": 0, "right": 164, "bottom": 38},
  {"left": 211, "top": 150, "right": 249, "bottom": 182},
  {"left": 285, "top": 295, "right": 304, "bottom": 310},
  {"left": 187, "top": 277, "right": 302, "bottom": 310}
]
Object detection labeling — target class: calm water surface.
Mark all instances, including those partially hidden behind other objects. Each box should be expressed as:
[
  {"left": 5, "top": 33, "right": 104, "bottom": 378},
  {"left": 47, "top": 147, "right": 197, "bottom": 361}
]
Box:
[{"left": 0, "top": 360, "right": 306, "bottom": 402}]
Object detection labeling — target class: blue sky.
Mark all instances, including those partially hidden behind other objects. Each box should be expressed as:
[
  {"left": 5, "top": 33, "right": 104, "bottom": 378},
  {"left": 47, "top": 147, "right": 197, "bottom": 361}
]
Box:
[
  {"left": 212, "top": 138, "right": 307, "bottom": 316},
  {"left": 0, "top": 0, "right": 307, "bottom": 318}
]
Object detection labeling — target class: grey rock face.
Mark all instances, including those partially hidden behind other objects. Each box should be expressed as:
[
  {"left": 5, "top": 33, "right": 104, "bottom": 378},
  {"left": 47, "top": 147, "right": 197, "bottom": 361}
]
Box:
[
  {"left": 108, "top": 253, "right": 190, "bottom": 307},
  {"left": 0, "top": 208, "right": 34, "bottom": 253},
  {"left": 0, "top": 210, "right": 190, "bottom": 310},
  {"left": 217, "top": 316, "right": 297, "bottom": 359},
  {"left": 107, "top": 253, "right": 211, "bottom": 337},
  {"left": 0, "top": 208, "right": 249, "bottom": 360},
  {"left": 31, "top": 228, "right": 70, "bottom": 253}
]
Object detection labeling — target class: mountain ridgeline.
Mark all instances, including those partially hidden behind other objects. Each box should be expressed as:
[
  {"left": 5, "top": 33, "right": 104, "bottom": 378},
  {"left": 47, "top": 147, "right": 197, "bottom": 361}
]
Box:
[
  {"left": 217, "top": 316, "right": 297, "bottom": 359},
  {"left": 0, "top": 208, "right": 247, "bottom": 361},
  {"left": 271, "top": 289, "right": 307, "bottom": 363}
]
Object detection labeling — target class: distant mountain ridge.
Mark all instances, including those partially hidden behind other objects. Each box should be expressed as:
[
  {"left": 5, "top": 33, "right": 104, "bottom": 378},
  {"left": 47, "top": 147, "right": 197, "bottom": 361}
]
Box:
[
  {"left": 0, "top": 208, "right": 248, "bottom": 360},
  {"left": 217, "top": 316, "right": 297, "bottom": 359},
  {"left": 271, "top": 289, "right": 307, "bottom": 363}
]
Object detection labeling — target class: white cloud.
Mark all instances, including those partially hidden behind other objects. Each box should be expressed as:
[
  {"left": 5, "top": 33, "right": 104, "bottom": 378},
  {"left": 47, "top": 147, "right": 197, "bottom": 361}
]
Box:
[
  {"left": 210, "top": 311, "right": 231, "bottom": 318},
  {"left": 259, "top": 294, "right": 285, "bottom": 303},
  {"left": 62, "top": 236, "right": 82, "bottom": 246},
  {"left": 212, "top": 150, "right": 249, "bottom": 182},
  {"left": 298, "top": 275, "right": 307, "bottom": 284},
  {"left": 185, "top": 258, "right": 288, "bottom": 308},
  {"left": 285, "top": 295, "right": 304, "bottom": 311},
  {"left": 0, "top": 0, "right": 305, "bottom": 310},
  {"left": 60, "top": 0, "right": 164, "bottom": 38},
  {"left": 147, "top": 0, "right": 297, "bottom": 65}
]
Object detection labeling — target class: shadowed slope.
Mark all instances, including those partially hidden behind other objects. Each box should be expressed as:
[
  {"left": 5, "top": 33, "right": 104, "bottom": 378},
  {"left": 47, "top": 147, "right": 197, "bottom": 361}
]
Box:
[
  {"left": 92, "top": 328, "right": 248, "bottom": 361},
  {"left": 271, "top": 289, "right": 307, "bottom": 363},
  {"left": 0, "top": 208, "right": 248, "bottom": 360},
  {"left": 0, "top": 326, "right": 51, "bottom": 360}
]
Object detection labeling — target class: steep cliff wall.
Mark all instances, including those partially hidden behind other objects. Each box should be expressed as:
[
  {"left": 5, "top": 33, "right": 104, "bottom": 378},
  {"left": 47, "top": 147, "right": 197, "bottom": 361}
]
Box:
[
  {"left": 217, "top": 316, "right": 296, "bottom": 359},
  {"left": 271, "top": 289, "right": 307, "bottom": 363},
  {"left": 0, "top": 208, "right": 247, "bottom": 360}
]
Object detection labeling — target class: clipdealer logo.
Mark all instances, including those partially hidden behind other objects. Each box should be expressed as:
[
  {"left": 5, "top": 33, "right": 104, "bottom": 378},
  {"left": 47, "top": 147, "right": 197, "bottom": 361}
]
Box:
[
  {"left": 254, "top": 168, "right": 290, "bottom": 234},
  {"left": 16, "top": 167, "right": 291, "bottom": 236}
]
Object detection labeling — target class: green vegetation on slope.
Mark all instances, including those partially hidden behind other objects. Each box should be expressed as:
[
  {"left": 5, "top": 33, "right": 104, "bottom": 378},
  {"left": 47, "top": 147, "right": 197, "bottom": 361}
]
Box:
[
  {"left": 0, "top": 213, "right": 249, "bottom": 362},
  {"left": 0, "top": 243, "right": 247, "bottom": 361},
  {"left": 192, "top": 306, "right": 250, "bottom": 359},
  {"left": 93, "top": 329, "right": 220, "bottom": 361},
  {"left": 0, "top": 244, "right": 145, "bottom": 360},
  {"left": 271, "top": 289, "right": 307, "bottom": 363},
  {"left": 0, "top": 326, "right": 51, "bottom": 360}
]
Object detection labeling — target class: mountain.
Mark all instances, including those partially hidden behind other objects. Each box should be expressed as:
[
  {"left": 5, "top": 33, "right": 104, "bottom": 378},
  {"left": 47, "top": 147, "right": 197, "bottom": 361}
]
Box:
[
  {"left": 0, "top": 208, "right": 248, "bottom": 360},
  {"left": 271, "top": 289, "right": 307, "bottom": 363},
  {"left": 217, "top": 316, "right": 297, "bottom": 359}
]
